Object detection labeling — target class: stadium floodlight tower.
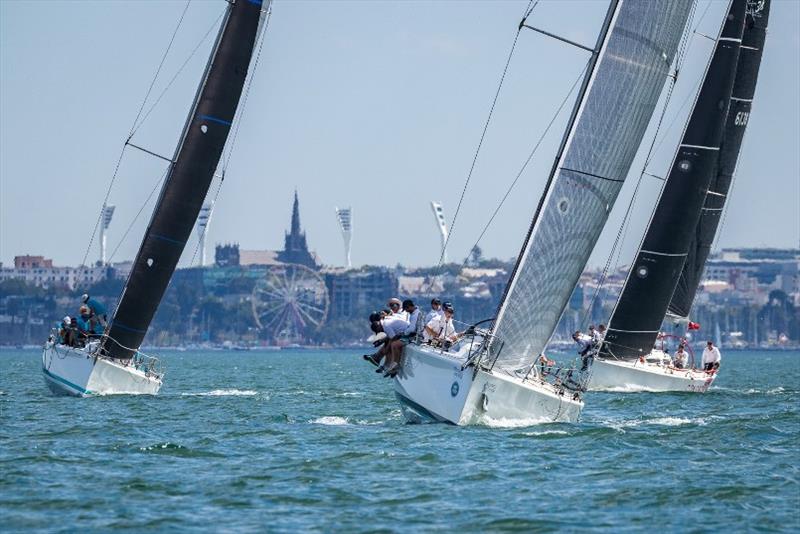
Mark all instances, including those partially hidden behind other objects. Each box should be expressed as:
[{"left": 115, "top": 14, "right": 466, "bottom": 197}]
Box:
[
  {"left": 197, "top": 203, "right": 214, "bottom": 267},
  {"left": 99, "top": 205, "right": 115, "bottom": 265},
  {"left": 335, "top": 207, "right": 353, "bottom": 268},
  {"left": 430, "top": 201, "right": 449, "bottom": 263}
]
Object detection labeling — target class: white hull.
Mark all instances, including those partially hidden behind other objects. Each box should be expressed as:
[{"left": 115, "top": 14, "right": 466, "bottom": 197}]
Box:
[
  {"left": 394, "top": 343, "right": 582, "bottom": 425},
  {"left": 41, "top": 342, "right": 162, "bottom": 396},
  {"left": 588, "top": 356, "right": 715, "bottom": 393}
]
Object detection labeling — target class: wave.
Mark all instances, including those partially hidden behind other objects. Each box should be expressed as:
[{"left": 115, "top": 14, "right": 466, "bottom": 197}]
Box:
[
  {"left": 602, "top": 415, "right": 710, "bottom": 431},
  {"left": 181, "top": 389, "right": 259, "bottom": 397},
  {"left": 310, "top": 416, "right": 350, "bottom": 426},
  {"left": 479, "top": 416, "right": 552, "bottom": 428}
]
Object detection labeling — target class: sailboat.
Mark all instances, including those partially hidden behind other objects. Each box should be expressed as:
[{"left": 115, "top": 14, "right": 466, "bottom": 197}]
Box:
[
  {"left": 392, "top": 0, "right": 694, "bottom": 425},
  {"left": 590, "top": 0, "right": 770, "bottom": 393},
  {"left": 41, "top": 0, "right": 271, "bottom": 396}
]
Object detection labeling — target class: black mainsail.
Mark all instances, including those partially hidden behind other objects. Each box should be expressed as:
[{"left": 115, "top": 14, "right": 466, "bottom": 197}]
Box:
[
  {"left": 668, "top": 0, "right": 771, "bottom": 318},
  {"left": 601, "top": 0, "right": 748, "bottom": 360},
  {"left": 490, "top": 0, "right": 694, "bottom": 370},
  {"left": 103, "top": 0, "right": 267, "bottom": 359}
]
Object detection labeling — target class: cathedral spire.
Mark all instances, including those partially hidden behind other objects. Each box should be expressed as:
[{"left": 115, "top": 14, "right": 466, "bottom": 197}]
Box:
[{"left": 291, "top": 189, "right": 301, "bottom": 236}]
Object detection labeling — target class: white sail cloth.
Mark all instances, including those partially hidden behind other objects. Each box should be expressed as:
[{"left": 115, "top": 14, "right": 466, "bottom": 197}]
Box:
[{"left": 492, "top": 0, "right": 694, "bottom": 370}]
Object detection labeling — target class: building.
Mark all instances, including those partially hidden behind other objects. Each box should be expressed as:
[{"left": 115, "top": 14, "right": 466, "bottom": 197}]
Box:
[
  {"left": 277, "top": 191, "right": 317, "bottom": 269},
  {"left": 324, "top": 267, "right": 398, "bottom": 320},
  {"left": 0, "top": 255, "right": 109, "bottom": 290}
]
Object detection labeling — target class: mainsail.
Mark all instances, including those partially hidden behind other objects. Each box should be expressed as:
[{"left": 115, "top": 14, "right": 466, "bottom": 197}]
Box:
[
  {"left": 668, "top": 0, "right": 771, "bottom": 318},
  {"left": 492, "top": 0, "right": 694, "bottom": 369},
  {"left": 103, "top": 0, "right": 268, "bottom": 359},
  {"left": 601, "top": 0, "right": 747, "bottom": 360}
]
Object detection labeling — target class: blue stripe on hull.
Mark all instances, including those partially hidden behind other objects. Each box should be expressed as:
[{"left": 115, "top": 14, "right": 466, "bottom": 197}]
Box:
[{"left": 42, "top": 367, "right": 92, "bottom": 396}]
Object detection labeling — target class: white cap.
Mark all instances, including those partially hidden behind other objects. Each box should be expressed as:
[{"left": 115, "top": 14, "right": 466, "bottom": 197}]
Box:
[{"left": 63, "top": 316, "right": 71, "bottom": 324}]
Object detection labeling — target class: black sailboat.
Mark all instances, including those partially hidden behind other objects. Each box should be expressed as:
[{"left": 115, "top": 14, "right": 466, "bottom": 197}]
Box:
[
  {"left": 668, "top": 0, "right": 771, "bottom": 318},
  {"left": 42, "top": 0, "right": 269, "bottom": 396},
  {"left": 103, "top": 0, "right": 266, "bottom": 360},
  {"left": 600, "top": 0, "right": 748, "bottom": 361}
]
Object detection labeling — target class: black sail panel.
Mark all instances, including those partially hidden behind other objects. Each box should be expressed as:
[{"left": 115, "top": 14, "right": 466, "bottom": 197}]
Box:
[
  {"left": 104, "top": 0, "right": 264, "bottom": 359},
  {"left": 668, "top": 0, "right": 770, "bottom": 318},
  {"left": 602, "top": 0, "right": 747, "bottom": 360}
]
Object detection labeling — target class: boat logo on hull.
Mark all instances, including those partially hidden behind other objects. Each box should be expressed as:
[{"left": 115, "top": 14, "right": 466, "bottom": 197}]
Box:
[{"left": 450, "top": 381, "right": 459, "bottom": 397}]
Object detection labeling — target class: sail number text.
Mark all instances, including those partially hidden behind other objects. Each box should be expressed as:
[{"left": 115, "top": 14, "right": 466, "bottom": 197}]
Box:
[{"left": 734, "top": 111, "right": 750, "bottom": 127}]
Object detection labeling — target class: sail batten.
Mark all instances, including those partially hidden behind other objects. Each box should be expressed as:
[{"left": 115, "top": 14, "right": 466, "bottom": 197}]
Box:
[
  {"left": 601, "top": 0, "right": 749, "bottom": 359},
  {"left": 103, "top": 0, "right": 268, "bottom": 359},
  {"left": 667, "top": 0, "right": 770, "bottom": 319},
  {"left": 492, "top": 0, "right": 695, "bottom": 370}
]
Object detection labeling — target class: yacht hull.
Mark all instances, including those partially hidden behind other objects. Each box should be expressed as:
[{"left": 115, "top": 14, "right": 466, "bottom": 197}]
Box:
[
  {"left": 41, "top": 343, "right": 162, "bottom": 396},
  {"left": 394, "top": 344, "right": 582, "bottom": 425},
  {"left": 588, "top": 357, "right": 715, "bottom": 393}
]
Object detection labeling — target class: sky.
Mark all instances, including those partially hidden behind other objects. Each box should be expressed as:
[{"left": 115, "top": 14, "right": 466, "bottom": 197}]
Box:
[{"left": 1, "top": 0, "right": 798, "bottom": 271}]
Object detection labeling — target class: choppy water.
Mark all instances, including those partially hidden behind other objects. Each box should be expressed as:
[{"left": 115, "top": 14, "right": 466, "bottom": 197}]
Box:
[{"left": 1, "top": 348, "right": 798, "bottom": 532}]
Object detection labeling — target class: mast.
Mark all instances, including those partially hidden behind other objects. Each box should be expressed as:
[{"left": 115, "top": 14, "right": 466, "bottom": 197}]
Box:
[
  {"left": 491, "top": 0, "right": 695, "bottom": 370},
  {"left": 668, "top": 0, "right": 770, "bottom": 318},
  {"left": 601, "top": 0, "right": 748, "bottom": 360},
  {"left": 103, "top": 0, "right": 268, "bottom": 359}
]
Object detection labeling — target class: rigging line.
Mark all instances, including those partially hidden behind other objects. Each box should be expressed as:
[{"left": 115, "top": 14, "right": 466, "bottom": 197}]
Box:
[
  {"left": 129, "top": 0, "right": 192, "bottom": 137},
  {"left": 130, "top": 9, "right": 226, "bottom": 139},
  {"left": 458, "top": 60, "right": 590, "bottom": 271},
  {"left": 107, "top": 168, "right": 170, "bottom": 264},
  {"left": 434, "top": 1, "right": 537, "bottom": 271},
  {"left": 222, "top": 3, "right": 273, "bottom": 171},
  {"left": 79, "top": 1, "right": 192, "bottom": 270},
  {"left": 189, "top": 4, "right": 273, "bottom": 268},
  {"left": 80, "top": 145, "right": 128, "bottom": 268},
  {"left": 581, "top": 0, "right": 699, "bottom": 326}
]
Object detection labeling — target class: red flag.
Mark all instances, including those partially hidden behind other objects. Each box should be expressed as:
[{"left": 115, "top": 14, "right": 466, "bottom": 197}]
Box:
[{"left": 688, "top": 321, "right": 701, "bottom": 331}]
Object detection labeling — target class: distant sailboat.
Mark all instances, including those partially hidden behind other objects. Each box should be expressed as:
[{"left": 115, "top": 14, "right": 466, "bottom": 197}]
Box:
[
  {"left": 392, "top": 0, "right": 694, "bottom": 425},
  {"left": 590, "top": 0, "right": 769, "bottom": 393},
  {"left": 41, "top": 0, "right": 271, "bottom": 396}
]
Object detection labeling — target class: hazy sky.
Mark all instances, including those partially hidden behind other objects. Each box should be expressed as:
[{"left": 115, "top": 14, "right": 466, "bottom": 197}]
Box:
[{"left": 1, "top": 0, "right": 798, "bottom": 270}]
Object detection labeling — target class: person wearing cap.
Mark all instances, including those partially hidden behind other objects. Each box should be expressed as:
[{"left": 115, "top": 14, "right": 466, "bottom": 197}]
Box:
[
  {"left": 58, "top": 315, "right": 76, "bottom": 347},
  {"left": 425, "top": 298, "right": 443, "bottom": 325},
  {"left": 387, "top": 297, "right": 408, "bottom": 321},
  {"left": 593, "top": 324, "right": 606, "bottom": 345},
  {"left": 81, "top": 293, "right": 108, "bottom": 327},
  {"left": 423, "top": 302, "right": 460, "bottom": 347},
  {"left": 701, "top": 341, "right": 721, "bottom": 372},
  {"left": 76, "top": 304, "right": 104, "bottom": 339}
]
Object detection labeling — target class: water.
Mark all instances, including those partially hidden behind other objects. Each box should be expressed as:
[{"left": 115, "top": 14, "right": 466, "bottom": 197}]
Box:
[{"left": 1, "top": 349, "right": 798, "bottom": 532}]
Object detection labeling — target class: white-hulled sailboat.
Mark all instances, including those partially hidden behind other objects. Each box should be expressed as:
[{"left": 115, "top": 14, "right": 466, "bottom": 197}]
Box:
[
  {"left": 589, "top": 0, "right": 770, "bottom": 393},
  {"left": 392, "top": 0, "right": 694, "bottom": 425},
  {"left": 42, "top": 0, "right": 271, "bottom": 396}
]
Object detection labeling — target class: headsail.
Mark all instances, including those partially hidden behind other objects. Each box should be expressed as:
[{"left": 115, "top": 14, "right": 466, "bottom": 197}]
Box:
[
  {"left": 601, "top": 0, "right": 748, "bottom": 360},
  {"left": 668, "top": 0, "right": 770, "bottom": 318},
  {"left": 492, "top": 0, "right": 694, "bottom": 370},
  {"left": 103, "top": 0, "right": 269, "bottom": 359}
]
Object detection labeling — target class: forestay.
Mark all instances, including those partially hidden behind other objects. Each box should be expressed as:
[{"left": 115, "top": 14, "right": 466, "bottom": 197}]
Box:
[
  {"left": 668, "top": 0, "right": 770, "bottom": 318},
  {"left": 602, "top": 0, "right": 747, "bottom": 360},
  {"left": 103, "top": 0, "right": 269, "bottom": 359},
  {"left": 492, "top": 0, "right": 694, "bottom": 370}
]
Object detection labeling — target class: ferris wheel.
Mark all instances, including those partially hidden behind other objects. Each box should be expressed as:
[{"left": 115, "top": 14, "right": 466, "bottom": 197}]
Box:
[{"left": 251, "top": 264, "right": 329, "bottom": 342}]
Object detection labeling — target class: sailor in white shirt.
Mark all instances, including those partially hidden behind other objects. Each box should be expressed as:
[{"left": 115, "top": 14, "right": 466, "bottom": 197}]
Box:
[
  {"left": 424, "top": 298, "right": 443, "bottom": 325},
  {"left": 423, "top": 302, "right": 459, "bottom": 347},
  {"left": 673, "top": 345, "right": 688, "bottom": 369},
  {"left": 702, "top": 340, "right": 721, "bottom": 372},
  {"left": 387, "top": 297, "right": 409, "bottom": 321}
]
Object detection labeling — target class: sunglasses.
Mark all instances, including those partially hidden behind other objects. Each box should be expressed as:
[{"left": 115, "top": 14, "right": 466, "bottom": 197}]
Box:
[{"left": 390, "top": 303, "right": 400, "bottom": 308}]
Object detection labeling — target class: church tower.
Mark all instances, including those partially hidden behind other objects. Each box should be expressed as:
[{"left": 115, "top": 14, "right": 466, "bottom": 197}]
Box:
[{"left": 278, "top": 190, "right": 317, "bottom": 269}]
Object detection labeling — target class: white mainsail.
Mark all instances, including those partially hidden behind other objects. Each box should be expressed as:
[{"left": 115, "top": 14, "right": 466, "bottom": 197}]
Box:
[{"left": 492, "top": 0, "right": 694, "bottom": 370}]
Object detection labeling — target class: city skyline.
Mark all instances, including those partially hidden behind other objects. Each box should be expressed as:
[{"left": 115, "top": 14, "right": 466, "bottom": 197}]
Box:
[{"left": 1, "top": 0, "right": 798, "bottom": 270}]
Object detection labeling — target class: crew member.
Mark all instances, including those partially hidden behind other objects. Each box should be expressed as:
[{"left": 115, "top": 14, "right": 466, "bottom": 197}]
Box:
[
  {"left": 82, "top": 293, "right": 108, "bottom": 327},
  {"left": 425, "top": 298, "right": 443, "bottom": 325},
  {"left": 674, "top": 345, "right": 688, "bottom": 369},
  {"left": 387, "top": 298, "right": 408, "bottom": 321},
  {"left": 368, "top": 314, "right": 410, "bottom": 377},
  {"left": 423, "top": 302, "right": 459, "bottom": 347},
  {"left": 702, "top": 340, "right": 721, "bottom": 372},
  {"left": 402, "top": 299, "right": 422, "bottom": 337},
  {"left": 573, "top": 330, "right": 594, "bottom": 371}
]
